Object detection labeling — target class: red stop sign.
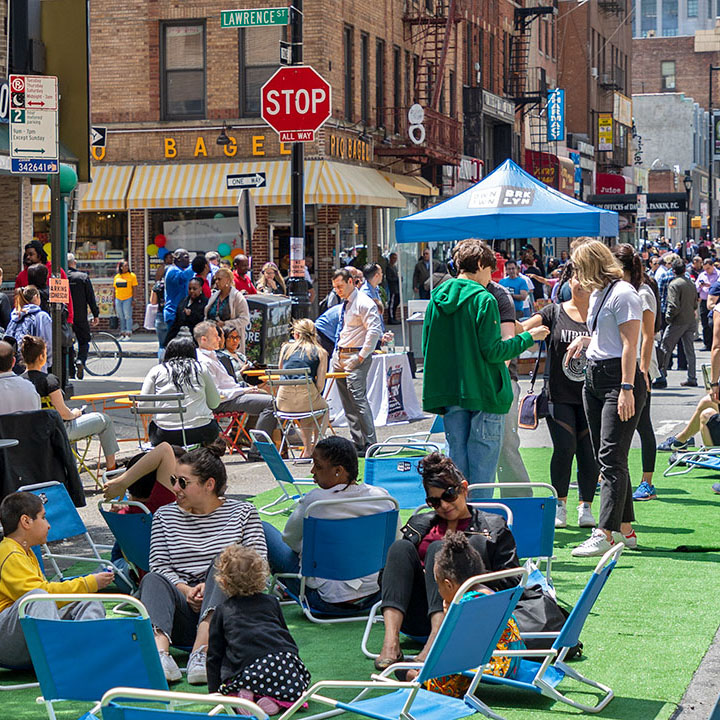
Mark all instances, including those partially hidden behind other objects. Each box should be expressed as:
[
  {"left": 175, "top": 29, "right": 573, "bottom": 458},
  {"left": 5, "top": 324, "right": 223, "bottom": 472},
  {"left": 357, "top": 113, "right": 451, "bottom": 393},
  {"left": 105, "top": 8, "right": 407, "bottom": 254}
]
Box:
[{"left": 261, "top": 66, "right": 332, "bottom": 143}]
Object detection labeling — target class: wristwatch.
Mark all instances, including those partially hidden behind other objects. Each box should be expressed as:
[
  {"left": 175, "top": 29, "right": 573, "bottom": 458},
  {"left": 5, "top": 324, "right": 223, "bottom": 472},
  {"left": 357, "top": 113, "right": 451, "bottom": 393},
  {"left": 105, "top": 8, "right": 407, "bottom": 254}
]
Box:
[
  {"left": 711, "top": 382, "right": 719, "bottom": 388},
  {"left": 620, "top": 383, "right": 634, "bottom": 391}
]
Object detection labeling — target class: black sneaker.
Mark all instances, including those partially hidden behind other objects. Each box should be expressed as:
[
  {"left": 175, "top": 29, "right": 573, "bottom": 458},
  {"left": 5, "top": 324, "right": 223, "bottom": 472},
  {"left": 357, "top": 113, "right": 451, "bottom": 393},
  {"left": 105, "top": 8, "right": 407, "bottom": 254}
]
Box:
[
  {"left": 75, "top": 360, "right": 85, "bottom": 380},
  {"left": 680, "top": 380, "right": 698, "bottom": 387}
]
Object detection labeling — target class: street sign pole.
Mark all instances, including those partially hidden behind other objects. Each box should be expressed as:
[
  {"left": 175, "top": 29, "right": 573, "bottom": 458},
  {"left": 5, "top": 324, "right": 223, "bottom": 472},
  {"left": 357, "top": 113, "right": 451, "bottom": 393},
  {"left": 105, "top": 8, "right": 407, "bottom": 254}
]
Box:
[
  {"left": 49, "top": 173, "right": 63, "bottom": 382},
  {"left": 288, "top": 0, "right": 310, "bottom": 319}
]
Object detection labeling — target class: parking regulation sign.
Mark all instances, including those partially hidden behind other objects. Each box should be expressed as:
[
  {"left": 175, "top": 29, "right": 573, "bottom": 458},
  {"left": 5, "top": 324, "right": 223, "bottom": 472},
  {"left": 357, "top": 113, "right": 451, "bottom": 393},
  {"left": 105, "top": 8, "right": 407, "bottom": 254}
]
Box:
[{"left": 9, "top": 74, "right": 59, "bottom": 174}]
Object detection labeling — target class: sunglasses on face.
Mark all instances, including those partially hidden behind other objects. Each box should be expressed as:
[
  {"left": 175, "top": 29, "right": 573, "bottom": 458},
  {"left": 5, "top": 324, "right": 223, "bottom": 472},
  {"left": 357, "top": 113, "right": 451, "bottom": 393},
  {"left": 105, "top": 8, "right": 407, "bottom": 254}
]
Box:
[
  {"left": 425, "top": 485, "right": 460, "bottom": 509},
  {"left": 170, "top": 475, "right": 194, "bottom": 490}
]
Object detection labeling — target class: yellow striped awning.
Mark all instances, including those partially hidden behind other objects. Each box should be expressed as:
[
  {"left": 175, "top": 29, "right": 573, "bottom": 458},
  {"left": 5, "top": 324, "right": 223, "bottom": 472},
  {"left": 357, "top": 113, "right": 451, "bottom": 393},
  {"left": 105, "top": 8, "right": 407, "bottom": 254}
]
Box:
[
  {"left": 126, "top": 160, "right": 406, "bottom": 209},
  {"left": 32, "top": 184, "right": 51, "bottom": 214},
  {"left": 80, "top": 165, "right": 134, "bottom": 210},
  {"left": 380, "top": 170, "right": 439, "bottom": 197}
]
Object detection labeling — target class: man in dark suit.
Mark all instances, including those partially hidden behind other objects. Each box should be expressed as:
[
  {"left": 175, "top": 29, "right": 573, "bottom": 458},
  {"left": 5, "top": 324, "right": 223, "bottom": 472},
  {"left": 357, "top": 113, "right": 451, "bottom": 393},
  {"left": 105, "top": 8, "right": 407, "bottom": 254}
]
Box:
[
  {"left": 386, "top": 252, "right": 400, "bottom": 324},
  {"left": 67, "top": 253, "right": 100, "bottom": 379},
  {"left": 412, "top": 248, "right": 441, "bottom": 300}
]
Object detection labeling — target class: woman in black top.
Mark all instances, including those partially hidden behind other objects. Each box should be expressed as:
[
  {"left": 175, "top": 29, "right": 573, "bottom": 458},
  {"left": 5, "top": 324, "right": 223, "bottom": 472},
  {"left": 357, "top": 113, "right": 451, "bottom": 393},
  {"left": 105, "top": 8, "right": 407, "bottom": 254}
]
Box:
[
  {"left": 163, "top": 278, "right": 208, "bottom": 346},
  {"left": 208, "top": 544, "right": 309, "bottom": 716},
  {"left": 522, "top": 262, "right": 599, "bottom": 529}
]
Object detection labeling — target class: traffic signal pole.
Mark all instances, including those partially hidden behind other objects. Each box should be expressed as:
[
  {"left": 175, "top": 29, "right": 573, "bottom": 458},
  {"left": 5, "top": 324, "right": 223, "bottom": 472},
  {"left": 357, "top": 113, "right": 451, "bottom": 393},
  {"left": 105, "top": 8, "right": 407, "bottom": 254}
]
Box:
[{"left": 287, "top": 0, "right": 310, "bottom": 319}]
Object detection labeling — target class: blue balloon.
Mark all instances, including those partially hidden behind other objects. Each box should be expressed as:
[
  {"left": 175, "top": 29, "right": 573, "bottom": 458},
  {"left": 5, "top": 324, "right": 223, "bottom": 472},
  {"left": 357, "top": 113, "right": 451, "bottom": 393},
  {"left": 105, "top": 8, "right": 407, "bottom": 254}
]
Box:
[{"left": 158, "top": 247, "right": 170, "bottom": 259}]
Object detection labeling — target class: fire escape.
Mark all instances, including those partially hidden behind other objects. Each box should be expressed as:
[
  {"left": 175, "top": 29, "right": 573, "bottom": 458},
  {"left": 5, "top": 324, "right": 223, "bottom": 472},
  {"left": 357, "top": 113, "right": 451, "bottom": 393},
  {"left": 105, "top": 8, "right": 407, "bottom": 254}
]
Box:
[
  {"left": 376, "top": 0, "right": 463, "bottom": 167},
  {"left": 504, "top": 3, "right": 556, "bottom": 185}
]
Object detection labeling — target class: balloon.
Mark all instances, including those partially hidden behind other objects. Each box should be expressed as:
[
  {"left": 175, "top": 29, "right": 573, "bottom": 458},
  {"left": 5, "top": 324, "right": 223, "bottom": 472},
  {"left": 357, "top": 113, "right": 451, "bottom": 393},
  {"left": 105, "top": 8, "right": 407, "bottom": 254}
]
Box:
[
  {"left": 154, "top": 234, "right": 167, "bottom": 248},
  {"left": 43, "top": 242, "right": 52, "bottom": 259},
  {"left": 214, "top": 212, "right": 224, "bottom": 219},
  {"left": 230, "top": 248, "right": 243, "bottom": 258},
  {"left": 217, "top": 243, "right": 232, "bottom": 256},
  {"left": 223, "top": 255, "right": 232, "bottom": 262},
  {"left": 147, "top": 244, "right": 159, "bottom": 257},
  {"left": 158, "top": 247, "right": 169, "bottom": 259}
]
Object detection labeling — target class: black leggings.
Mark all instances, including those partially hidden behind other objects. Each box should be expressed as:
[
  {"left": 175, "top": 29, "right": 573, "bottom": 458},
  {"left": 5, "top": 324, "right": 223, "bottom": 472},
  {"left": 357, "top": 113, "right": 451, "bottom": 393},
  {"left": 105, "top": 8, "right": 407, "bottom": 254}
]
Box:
[
  {"left": 546, "top": 401, "right": 598, "bottom": 502},
  {"left": 635, "top": 390, "right": 655, "bottom": 474}
]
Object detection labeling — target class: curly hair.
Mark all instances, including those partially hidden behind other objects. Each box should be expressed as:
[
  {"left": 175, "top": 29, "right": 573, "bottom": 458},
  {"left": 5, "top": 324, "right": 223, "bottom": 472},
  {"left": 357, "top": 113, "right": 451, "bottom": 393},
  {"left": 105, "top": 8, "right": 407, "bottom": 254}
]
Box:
[
  {"left": 452, "top": 239, "right": 496, "bottom": 274},
  {"left": 215, "top": 544, "right": 269, "bottom": 597},
  {"left": 434, "top": 531, "right": 487, "bottom": 588},
  {"left": 418, "top": 452, "right": 466, "bottom": 491}
]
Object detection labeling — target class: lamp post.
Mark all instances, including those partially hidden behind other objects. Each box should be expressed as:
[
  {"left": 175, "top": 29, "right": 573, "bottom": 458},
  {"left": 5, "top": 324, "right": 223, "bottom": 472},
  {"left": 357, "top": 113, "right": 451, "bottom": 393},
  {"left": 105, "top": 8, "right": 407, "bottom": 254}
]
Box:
[
  {"left": 708, "top": 65, "right": 720, "bottom": 243},
  {"left": 684, "top": 170, "right": 693, "bottom": 259}
]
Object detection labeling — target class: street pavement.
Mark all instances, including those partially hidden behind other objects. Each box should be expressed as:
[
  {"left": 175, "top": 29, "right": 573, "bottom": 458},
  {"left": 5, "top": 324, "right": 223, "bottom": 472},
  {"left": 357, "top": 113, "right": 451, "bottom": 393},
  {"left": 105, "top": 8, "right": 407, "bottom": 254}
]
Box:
[{"left": 66, "top": 334, "right": 715, "bottom": 718}]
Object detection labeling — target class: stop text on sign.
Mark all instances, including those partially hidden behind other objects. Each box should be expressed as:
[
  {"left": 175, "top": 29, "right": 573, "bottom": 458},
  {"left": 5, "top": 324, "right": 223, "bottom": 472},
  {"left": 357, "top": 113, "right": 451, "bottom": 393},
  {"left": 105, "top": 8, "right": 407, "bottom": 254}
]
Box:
[{"left": 264, "top": 88, "right": 328, "bottom": 117}]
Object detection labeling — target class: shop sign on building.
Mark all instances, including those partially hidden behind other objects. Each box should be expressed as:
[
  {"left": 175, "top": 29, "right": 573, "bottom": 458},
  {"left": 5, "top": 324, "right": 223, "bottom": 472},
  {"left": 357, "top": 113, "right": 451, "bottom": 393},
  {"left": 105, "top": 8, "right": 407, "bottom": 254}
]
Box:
[
  {"left": 598, "top": 114, "right": 613, "bottom": 152},
  {"left": 713, "top": 112, "right": 720, "bottom": 160},
  {"left": 221, "top": 7, "right": 289, "bottom": 28},
  {"left": 546, "top": 89, "right": 565, "bottom": 142},
  {"left": 0, "top": 79, "right": 8, "bottom": 123},
  {"left": 637, "top": 193, "right": 648, "bottom": 221},
  {"left": 613, "top": 92, "right": 632, "bottom": 128},
  {"left": 481, "top": 90, "right": 515, "bottom": 123},
  {"left": 9, "top": 74, "right": 59, "bottom": 174}
]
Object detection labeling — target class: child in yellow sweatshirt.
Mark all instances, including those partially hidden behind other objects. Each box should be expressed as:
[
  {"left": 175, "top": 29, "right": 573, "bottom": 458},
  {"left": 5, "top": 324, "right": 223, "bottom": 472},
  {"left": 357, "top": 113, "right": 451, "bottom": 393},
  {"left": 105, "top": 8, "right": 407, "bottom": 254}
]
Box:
[{"left": 0, "top": 491, "right": 114, "bottom": 670}]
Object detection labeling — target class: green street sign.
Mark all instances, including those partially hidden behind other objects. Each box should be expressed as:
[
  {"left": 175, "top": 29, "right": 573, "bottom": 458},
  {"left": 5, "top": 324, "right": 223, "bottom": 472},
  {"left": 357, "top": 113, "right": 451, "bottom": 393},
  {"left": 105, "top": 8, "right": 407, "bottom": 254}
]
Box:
[{"left": 221, "top": 7, "right": 289, "bottom": 28}]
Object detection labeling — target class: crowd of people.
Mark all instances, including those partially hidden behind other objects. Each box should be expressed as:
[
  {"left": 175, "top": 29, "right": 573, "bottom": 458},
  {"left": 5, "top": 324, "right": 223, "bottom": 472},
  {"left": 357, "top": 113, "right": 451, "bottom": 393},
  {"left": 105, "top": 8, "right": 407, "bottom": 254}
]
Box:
[{"left": 2, "top": 233, "right": 719, "bottom": 715}]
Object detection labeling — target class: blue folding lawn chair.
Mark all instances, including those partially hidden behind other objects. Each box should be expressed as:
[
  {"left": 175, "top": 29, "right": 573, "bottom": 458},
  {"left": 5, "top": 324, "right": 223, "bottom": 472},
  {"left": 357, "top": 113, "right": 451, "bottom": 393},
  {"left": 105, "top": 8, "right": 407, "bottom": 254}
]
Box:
[
  {"left": 270, "top": 495, "right": 400, "bottom": 624},
  {"left": 85, "top": 687, "right": 268, "bottom": 720},
  {"left": 250, "top": 429, "right": 315, "bottom": 515},
  {"left": 17, "top": 593, "right": 167, "bottom": 720},
  {"left": 383, "top": 414, "right": 445, "bottom": 449},
  {"left": 98, "top": 500, "right": 152, "bottom": 574},
  {"left": 17, "top": 481, "right": 132, "bottom": 586},
  {"left": 474, "top": 543, "right": 625, "bottom": 714},
  {"left": 470, "top": 482, "right": 558, "bottom": 590},
  {"left": 664, "top": 448, "right": 720, "bottom": 476},
  {"left": 280, "top": 568, "right": 529, "bottom": 720},
  {"left": 363, "top": 441, "right": 441, "bottom": 509}
]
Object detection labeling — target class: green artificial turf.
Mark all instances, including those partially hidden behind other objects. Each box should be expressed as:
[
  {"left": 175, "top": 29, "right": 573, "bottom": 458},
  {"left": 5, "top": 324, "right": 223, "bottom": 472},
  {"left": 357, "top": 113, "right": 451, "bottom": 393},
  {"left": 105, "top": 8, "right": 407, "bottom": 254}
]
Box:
[{"left": 1, "top": 448, "right": 718, "bottom": 720}]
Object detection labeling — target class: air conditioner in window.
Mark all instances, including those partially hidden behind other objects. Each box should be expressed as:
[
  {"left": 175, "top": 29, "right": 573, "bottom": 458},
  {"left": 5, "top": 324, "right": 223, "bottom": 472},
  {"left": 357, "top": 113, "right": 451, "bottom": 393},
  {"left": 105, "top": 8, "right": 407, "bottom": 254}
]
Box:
[
  {"left": 590, "top": 67, "right": 598, "bottom": 77},
  {"left": 648, "top": 29, "right": 656, "bottom": 37}
]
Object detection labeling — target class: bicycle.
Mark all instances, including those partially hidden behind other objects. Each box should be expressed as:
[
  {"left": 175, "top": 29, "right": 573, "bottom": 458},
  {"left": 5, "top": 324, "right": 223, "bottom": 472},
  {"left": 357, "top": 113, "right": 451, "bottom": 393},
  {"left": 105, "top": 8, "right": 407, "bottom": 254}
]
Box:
[{"left": 73, "top": 330, "right": 123, "bottom": 376}]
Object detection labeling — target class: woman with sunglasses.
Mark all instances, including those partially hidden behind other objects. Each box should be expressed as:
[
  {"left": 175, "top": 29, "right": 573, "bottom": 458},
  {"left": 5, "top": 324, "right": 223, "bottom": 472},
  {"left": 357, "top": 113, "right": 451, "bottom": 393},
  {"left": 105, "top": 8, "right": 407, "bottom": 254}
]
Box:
[
  {"left": 374, "top": 452, "right": 519, "bottom": 672},
  {"left": 104, "top": 441, "right": 266, "bottom": 686},
  {"left": 262, "top": 436, "right": 395, "bottom": 615}
]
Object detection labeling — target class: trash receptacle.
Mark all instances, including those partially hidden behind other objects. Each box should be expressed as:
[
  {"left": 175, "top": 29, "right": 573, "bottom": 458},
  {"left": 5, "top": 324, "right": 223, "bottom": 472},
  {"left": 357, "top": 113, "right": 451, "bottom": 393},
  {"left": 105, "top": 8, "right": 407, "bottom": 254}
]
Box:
[
  {"left": 407, "top": 313, "right": 425, "bottom": 370},
  {"left": 246, "top": 294, "right": 292, "bottom": 365}
]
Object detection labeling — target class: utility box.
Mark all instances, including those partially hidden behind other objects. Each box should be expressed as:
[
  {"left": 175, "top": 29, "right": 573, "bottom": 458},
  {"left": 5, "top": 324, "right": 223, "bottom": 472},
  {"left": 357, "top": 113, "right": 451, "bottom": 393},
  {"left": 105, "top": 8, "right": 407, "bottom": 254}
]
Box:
[{"left": 246, "top": 294, "right": 292, "bottom": 365}]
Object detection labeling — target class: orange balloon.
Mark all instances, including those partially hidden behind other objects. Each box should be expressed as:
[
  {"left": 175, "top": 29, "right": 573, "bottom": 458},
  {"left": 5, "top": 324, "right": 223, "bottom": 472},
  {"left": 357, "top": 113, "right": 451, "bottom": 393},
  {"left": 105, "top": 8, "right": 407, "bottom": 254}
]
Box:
[{"left": 230, "top": 248, "right": 243, "bottom": 258}]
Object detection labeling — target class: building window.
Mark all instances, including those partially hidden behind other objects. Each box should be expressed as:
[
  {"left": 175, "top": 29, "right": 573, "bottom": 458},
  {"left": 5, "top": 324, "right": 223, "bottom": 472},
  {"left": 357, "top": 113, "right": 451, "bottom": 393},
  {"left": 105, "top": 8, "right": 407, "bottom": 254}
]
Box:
[
  {"left": 661, "top": 60, "right": 676, "bottom": 90},
  {"left": 393, "top": 46, "right": 401, "bottom": 133},
  {"left": 239, "top": 26, "right": 281, "bottom": 117},
  {"left": 489, "top": 33, "right": 494, "bottom": 94},
  {"left": 344, "top": 25, "right": 354, "bottom": 121},
  {"left": 551, "top": 19, "right": 556, "bottom": 59},
  {"left": 538, "top": 18, "right": 544, "bottom": 54},
  {"left": 161, "top": 22, "right": 206, "bottom": 120},
  {"left": 360, "top": 32, "right": 369, "bottom": 124},
  {"left": 465, "top": 24, "right": 474, "bottom": 85},
  {"left": 641, "top": 0, "right": 657, "bottom": 34},
  {"left": 405, "top": 49, "right": 411, "bottom": 106},
  {"left": 662, "top": 0, "right": 678, "bottom": 34},
  {"left": 688, "top": 0, "right": 698, "bottom": 16},
  {"left": 376, "top": 39, "right": 385, "bottom": 128},
  {"left": 449, "top": 69, "right": 456, "bottom": 117}
]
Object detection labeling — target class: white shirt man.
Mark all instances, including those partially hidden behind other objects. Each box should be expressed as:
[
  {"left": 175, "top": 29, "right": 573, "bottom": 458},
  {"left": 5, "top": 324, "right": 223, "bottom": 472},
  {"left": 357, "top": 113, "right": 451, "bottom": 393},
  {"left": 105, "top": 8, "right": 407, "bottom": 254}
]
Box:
[
  {"left": 193, "top": 322, "right": 277, "bottom": 455},
  {"left": 332, "top": 269, "right": 382, "bottom": 453},
  {"left": 0, "top": 342, "right": 40, "bottom": 414}
]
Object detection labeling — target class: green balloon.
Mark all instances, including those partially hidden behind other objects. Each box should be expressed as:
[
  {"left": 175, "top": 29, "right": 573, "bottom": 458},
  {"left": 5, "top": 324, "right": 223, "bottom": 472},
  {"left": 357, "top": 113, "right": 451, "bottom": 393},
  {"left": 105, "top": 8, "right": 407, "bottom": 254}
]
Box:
[{"left": 217, "top": 243, "right": 232, "bottom": 256}]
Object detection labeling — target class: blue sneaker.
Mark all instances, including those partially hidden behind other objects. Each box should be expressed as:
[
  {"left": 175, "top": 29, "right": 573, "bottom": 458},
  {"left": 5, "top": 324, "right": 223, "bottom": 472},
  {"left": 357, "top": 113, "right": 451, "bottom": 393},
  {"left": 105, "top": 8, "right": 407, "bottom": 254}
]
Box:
[
  {"left": 633, "top": 481, "right": 657, "bottom": 501},
  {"left": 657, "top": 436, "right": 694, "bottom": 452},
  {"left": 712, "top": 483, "right": 720, "bottom": 494}
]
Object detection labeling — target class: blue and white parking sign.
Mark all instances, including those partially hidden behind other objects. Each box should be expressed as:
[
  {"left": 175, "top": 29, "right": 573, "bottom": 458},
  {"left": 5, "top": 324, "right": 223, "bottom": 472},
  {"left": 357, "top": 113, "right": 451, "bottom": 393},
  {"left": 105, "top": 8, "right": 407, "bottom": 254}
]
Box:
[{"left": 547, "top": 89, "right": 565, "bottom": 142}]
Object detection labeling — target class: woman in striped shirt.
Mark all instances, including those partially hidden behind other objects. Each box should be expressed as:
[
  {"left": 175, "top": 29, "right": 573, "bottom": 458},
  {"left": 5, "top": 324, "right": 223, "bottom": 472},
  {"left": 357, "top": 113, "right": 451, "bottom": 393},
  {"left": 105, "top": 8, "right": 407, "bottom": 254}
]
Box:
[{"left": 137, "top": 442, "right": 266, "bottom": 685}]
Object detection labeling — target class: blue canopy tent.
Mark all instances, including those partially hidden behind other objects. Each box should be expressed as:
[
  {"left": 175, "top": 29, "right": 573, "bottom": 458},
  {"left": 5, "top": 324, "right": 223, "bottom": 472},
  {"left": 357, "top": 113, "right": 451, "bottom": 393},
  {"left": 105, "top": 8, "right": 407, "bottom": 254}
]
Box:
[{"left": 395, "top": 159, "right": 619, "bottom": 243}]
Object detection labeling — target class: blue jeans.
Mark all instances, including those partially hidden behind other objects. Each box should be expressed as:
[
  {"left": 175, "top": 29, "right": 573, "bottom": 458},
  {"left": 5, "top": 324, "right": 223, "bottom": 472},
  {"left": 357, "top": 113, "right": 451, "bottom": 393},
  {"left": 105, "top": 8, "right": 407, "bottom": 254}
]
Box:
[
  {"left": 155, "top": 315, "right": 169, "bottom": 359},
  {"left": 115, "top": 297, "right": 133, "bottom": 334},
  {"left": 443, "top": 406, "right": 505, "bottom": 499},
  {"left": 262, "top": 523, "right": 378, "bottom": 616}
]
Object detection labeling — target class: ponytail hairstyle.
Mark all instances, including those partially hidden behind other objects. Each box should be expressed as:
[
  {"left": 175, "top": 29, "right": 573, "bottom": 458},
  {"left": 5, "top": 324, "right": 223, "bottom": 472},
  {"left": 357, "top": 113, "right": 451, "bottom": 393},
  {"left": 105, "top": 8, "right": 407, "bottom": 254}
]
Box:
[
  {"left": 418, "top": 452, "right": 466, "bottom": 491},
  {"left": 14, "top": 285, "right": 39, "bottom": 312},
  {"left": 20, "top": 335, "right": 46, "bottom": 367},
  {"left": 612, "top": 244, "right": 643, "bottom": 290},
  {"left": 434, "top": 531, "right": 487, "bottom": 589},
  {"left": 177, "top": 440, "right": 227, "bottom": 496}
]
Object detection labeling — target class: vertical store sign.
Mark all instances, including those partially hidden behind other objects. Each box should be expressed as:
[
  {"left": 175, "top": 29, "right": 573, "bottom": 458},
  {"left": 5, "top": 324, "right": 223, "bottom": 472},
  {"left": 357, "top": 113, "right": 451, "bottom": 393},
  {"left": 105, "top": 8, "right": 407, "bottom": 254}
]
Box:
[
  {"left": 546, "top": 89, "right": 565, "bottom": 142},
  {"left": 598, "top": 114, "right": 613, "bottom": 152},
  {"left": 713, "top": 112, "right": 720, "bottom": 160}
]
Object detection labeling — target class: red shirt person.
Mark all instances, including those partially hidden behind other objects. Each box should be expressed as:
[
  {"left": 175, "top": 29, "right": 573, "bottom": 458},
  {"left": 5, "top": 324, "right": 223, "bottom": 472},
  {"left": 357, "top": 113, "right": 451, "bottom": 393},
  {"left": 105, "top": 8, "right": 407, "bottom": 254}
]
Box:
[
  {"left": 232, "top": 254, "right": 257, "bottom": 295},
  {"left": 15, "top": 240, "right": 74, "bottom": 324}
]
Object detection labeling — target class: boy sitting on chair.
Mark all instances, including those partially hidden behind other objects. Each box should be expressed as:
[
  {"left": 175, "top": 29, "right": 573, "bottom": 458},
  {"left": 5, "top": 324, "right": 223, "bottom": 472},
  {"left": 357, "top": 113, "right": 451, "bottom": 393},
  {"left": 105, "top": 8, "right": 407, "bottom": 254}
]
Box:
[{"left": 0, "top": 492, "right": 114, "bottom": 670}]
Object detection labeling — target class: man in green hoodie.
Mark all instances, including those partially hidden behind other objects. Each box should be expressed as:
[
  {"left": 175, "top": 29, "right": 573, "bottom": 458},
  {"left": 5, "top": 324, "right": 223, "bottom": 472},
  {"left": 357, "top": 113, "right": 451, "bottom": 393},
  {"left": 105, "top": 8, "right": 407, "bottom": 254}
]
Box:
[{"left": 422, "top": 239, "right": 549, "bottom": 496}]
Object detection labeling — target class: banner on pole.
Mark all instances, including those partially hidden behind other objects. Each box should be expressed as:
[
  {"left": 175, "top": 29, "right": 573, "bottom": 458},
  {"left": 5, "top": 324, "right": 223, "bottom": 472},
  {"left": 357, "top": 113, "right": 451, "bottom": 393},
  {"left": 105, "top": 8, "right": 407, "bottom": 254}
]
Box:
[{"left": 547, "top": 89, "right": 565, "bottom": 142}]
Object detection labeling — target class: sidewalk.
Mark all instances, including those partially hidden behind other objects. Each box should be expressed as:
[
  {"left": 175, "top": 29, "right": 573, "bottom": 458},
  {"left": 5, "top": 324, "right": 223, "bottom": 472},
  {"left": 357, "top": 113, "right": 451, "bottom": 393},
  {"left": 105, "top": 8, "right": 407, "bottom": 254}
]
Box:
[{"left": 116, "top": 331, "right": 160, "bottom": 358}]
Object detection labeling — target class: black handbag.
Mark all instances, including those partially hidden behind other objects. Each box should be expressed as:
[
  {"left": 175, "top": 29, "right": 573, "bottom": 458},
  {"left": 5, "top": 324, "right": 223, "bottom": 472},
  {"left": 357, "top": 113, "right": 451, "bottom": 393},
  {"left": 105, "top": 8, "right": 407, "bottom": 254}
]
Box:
[
  {"left": 60, "top": 307, "right": 75, "bottom": 348},
  {"left": 518, "top": 341, "right": 549, "bottom": 430}
]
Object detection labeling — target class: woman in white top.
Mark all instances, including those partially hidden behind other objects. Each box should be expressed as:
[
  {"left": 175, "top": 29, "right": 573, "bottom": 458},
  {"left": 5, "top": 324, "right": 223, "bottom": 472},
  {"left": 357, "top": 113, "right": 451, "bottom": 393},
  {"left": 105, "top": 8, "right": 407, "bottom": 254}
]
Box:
[
  {"left": 262, "top": 435, "right": 395, "bottom": 614},
  {"left": 566, "top": 240, "right": 646, "bottom": 557},
  {"left": 141, "top": 337, "right": 221, "bottom": 447},
  {"left": 612, "top": 245, "right": 661, "bottom": 502}
]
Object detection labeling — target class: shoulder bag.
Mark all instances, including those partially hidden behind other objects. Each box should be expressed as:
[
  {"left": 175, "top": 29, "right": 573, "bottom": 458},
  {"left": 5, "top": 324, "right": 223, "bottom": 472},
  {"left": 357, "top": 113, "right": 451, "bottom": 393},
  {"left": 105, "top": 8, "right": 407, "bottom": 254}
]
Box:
[{"left": 518, "top": 340, "right": 549, "bottom": 430}]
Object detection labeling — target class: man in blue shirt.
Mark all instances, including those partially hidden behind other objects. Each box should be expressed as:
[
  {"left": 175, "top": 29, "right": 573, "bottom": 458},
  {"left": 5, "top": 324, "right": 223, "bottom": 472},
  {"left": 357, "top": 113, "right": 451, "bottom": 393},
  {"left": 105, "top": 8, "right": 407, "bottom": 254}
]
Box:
[
  {"left": 163, "top": 248, "right": 195, "bottom": 325},
  {"left": 314, "top": 303, "right": 342, "bottom": 357},
  {"left": 498, "top": 260, "right": 528, "bottom": 319},
  {"left": 361, "top": 263, "right": 385, "bottom": 331}
]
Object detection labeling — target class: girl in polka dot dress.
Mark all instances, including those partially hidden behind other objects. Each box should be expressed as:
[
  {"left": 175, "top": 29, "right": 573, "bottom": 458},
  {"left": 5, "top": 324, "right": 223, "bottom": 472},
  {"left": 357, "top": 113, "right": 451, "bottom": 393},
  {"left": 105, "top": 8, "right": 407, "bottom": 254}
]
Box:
[{"left": 207, "top": 545, "right": 310, "bottom": 716}]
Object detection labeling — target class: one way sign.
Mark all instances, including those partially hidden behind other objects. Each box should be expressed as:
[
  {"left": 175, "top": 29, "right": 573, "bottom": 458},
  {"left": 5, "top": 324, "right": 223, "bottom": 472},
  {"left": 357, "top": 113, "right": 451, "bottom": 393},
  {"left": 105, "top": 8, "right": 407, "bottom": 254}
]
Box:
[
  {"left": 90, "top": 126, "right": 107, "bottom": 147},
  {"left": 226, "top": 172, "right": 266, "bottom": 189}
]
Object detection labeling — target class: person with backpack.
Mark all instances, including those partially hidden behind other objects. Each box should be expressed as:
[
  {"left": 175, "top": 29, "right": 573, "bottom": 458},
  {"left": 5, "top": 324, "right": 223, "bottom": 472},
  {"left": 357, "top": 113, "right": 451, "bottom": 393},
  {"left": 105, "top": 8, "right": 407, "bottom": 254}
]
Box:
[{"left": 3, "top": 286, "right": 52, "bottom": 373}]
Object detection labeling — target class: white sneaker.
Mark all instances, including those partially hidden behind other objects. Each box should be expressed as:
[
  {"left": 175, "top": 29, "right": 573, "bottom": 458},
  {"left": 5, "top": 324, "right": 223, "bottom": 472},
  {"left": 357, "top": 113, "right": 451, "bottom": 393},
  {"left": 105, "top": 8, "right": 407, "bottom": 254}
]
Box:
[
  {"left": 555, "top": 501, "right": 567, "bottom": 528},
  {"left": 159, "top": 650, "right": 181, "bottom": 682},
  {"left": 577, "top": 503, "right": 596, "bottom": 528},
  {"left": 186, "top": 645, "right": 208, "bottom": 685},
  {"left": 571, "top": 529, "right": 614, "bottom": 557},
  {"left": 612, "top": 529, "right": 638, "bottom": 549}
]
